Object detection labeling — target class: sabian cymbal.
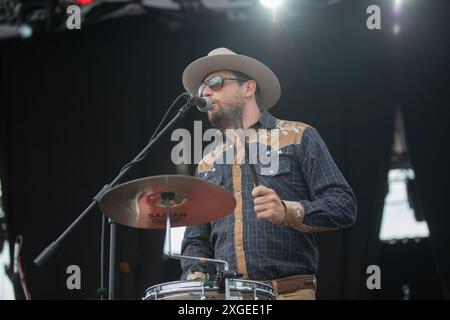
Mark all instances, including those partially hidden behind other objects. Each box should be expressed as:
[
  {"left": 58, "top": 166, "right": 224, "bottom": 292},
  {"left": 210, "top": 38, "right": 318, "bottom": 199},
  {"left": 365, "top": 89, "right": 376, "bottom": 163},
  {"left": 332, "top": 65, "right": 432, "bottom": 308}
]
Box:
[{"left": 98, "top": 175, "right": 236, "bottom": 229}]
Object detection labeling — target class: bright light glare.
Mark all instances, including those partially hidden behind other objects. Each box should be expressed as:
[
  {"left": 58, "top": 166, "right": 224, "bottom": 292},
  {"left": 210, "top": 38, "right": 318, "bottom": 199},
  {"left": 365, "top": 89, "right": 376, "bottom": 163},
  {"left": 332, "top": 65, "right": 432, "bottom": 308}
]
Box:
[
  {"left": 17, "top": 24, "right": 33, "bottom": 39},
  {"left": 393, "top": 0, "right": 403, "bottom": 15},
  {"left": 171, "top": 226, "right": 186, "bottom": 254},
  {"left": 260, "top": 0, "right": 283, "bottom": 9},
  {"left": 379, "top": 169, "right": 429, "bottom": 241}
]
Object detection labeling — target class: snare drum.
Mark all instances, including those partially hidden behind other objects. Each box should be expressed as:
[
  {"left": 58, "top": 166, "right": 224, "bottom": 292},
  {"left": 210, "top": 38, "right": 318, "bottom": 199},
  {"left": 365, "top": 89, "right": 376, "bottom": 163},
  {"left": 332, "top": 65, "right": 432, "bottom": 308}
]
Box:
[{"left": 143, "top": 279, "right": 276, "bottom": 300}]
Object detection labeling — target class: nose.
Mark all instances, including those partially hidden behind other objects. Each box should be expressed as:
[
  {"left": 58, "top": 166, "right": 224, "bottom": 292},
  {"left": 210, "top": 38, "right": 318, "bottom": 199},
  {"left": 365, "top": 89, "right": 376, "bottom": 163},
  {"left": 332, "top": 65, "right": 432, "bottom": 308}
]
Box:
[{"left": 202, "top": 85, "right": 213, "bottom": 98}]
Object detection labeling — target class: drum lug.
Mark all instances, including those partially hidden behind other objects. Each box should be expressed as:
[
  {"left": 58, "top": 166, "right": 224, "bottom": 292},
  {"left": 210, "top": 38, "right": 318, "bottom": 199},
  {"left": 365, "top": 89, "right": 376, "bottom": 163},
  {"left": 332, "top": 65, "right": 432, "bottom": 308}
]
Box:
[
  {"left": 200, "top": 282, "right": 206, "bottom": 300},
  {"left": 253, "top": 284, "right": 259, "bottom": 300}
]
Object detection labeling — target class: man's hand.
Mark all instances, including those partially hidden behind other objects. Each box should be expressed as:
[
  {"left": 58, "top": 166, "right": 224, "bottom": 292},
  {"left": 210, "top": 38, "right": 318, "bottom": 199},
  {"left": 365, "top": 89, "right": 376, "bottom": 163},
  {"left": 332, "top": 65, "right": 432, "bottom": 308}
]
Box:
[
  {"left": 252, "top": 185, "right": 286, "bottom": 225},
  {"left": 186, "top": 271, "right": 206, "bottom": 280}
]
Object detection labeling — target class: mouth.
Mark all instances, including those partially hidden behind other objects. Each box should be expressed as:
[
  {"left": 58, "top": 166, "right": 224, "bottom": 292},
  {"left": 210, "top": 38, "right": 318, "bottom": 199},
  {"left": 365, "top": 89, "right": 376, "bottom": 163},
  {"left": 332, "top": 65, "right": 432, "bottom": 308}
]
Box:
[{"left": 209, "top": 101, "right": 218, "bottom": 111}]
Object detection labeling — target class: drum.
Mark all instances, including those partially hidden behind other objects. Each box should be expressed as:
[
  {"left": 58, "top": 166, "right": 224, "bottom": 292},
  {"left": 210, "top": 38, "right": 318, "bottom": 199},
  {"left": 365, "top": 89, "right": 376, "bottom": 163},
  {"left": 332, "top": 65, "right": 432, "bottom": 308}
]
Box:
[{"left": 143, "top": 279, "right": 276, "bottom": 300}]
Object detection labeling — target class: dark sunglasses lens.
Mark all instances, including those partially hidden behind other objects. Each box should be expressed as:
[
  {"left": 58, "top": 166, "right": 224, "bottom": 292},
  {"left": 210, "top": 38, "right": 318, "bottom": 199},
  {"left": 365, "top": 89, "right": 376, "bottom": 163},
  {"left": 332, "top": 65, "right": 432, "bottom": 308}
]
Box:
[{"left": 208, "top": 76, "right": 224, "bottom": 91}]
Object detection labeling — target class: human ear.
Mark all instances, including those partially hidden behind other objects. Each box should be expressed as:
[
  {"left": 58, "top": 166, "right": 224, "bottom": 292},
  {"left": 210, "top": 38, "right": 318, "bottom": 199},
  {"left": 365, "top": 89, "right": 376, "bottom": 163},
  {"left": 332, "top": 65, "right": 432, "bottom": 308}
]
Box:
[{"left": 244, "top": 80, "right": 257, "bottom": 98}]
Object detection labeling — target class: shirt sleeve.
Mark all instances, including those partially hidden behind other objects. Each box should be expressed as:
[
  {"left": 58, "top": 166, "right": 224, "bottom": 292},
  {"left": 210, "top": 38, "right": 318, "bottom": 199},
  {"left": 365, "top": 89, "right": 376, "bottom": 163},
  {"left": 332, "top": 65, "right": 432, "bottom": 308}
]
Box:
[
  {"left": 282, "top": 127, "right": 357, "bottom": 232},
  {"left": 179, "top": 168, "right": 215, "bottom": 279}
]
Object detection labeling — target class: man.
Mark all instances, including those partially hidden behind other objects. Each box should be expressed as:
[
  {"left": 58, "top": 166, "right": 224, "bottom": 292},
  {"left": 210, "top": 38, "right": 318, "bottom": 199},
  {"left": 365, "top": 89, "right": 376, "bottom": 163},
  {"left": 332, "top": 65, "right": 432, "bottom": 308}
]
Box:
[{"left": 180, "top": 48, "right": 357, "bottom": 300}]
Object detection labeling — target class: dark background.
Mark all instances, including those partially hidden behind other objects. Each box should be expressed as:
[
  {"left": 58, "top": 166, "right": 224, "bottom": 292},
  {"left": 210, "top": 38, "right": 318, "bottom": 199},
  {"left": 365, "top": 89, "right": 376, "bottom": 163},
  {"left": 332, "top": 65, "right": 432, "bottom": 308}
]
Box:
[{"left": 0, "top": 0, "right": 449, "bottom": 299}]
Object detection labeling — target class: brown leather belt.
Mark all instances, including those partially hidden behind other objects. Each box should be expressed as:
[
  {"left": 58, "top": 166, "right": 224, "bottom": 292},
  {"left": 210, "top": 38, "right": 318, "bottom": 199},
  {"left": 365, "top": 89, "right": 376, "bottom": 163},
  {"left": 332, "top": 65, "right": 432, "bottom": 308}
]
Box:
[{"left": 262, "top": 275, "right": 317, "bottom": 295}]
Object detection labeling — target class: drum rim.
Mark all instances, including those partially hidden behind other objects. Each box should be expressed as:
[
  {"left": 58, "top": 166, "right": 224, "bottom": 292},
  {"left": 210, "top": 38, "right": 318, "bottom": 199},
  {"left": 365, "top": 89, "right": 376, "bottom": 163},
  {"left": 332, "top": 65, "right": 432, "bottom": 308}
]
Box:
[
  {"left": 143, "top": 279, "right": 276, "bottom": 300},
  {"left": 145, "top": 279, "right": 274, "bottom": 291}
]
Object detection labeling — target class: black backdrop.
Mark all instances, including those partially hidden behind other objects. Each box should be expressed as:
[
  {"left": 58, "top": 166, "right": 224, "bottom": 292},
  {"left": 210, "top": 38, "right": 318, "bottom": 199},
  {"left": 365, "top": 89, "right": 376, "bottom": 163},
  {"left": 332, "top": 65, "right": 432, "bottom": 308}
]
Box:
[{"left": 1, "top": 0, "right": 449, "bottom": 299}]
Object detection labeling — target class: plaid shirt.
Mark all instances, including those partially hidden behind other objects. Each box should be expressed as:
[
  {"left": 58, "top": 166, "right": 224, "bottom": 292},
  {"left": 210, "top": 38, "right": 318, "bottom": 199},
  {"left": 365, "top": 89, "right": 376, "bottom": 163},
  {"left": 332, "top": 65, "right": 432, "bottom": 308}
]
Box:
[{"left": 181, "top": 111, "right": 356, "bottom": 281}]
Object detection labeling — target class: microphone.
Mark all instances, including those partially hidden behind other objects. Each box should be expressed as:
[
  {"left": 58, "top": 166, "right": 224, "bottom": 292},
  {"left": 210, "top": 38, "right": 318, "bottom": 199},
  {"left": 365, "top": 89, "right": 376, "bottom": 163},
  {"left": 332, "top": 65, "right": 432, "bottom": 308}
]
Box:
[{"left": 188, "top": 96, "right": 213, "bottom": 112}]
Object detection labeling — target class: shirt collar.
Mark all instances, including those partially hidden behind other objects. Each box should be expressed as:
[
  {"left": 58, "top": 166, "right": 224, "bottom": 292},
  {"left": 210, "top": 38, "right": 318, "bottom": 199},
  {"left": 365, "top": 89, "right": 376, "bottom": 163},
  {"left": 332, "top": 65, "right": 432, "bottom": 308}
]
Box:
[{"left": 250, "top": 111, "right": 276, "bottom": 130}]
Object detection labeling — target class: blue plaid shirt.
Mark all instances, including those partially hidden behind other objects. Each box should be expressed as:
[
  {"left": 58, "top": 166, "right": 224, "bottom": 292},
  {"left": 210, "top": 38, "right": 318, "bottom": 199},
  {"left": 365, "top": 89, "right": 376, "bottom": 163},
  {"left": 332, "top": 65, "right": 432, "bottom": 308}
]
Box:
[{"left": 181, "top": 111, "right": 356, "bottom": 281}]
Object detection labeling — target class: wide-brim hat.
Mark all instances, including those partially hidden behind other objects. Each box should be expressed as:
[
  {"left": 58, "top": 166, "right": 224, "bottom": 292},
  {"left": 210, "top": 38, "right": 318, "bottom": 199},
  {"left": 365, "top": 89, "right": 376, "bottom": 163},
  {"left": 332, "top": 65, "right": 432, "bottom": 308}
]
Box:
[{"left": 182, "top": 47, "right": 281, "bottom": 110}]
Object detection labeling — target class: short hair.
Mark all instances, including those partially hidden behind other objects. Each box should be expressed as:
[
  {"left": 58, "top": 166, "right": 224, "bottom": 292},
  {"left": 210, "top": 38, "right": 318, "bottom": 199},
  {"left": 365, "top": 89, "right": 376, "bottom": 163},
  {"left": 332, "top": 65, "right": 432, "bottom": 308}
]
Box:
[{"left": 229, "top": 70, "right": 262, "bottom": 109}]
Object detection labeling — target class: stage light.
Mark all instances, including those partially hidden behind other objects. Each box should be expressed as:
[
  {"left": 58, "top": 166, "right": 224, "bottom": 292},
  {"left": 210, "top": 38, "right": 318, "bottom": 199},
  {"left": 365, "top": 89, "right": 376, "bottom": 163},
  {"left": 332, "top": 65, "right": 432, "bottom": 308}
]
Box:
[
  {"left": 393, "top": 0, "right": 403, "bottom": 15},
  {"left": 17, "top": 23, "right": 33, "bottom": 39},
  {"left": 393, "top": 23, "right": 401, "bottom": 35},
  {"left": 259, "top": 0, "right": 283, "bottom": 9},
  {"left": 75, "top": 0, "right": 94, "bottom": 5}
]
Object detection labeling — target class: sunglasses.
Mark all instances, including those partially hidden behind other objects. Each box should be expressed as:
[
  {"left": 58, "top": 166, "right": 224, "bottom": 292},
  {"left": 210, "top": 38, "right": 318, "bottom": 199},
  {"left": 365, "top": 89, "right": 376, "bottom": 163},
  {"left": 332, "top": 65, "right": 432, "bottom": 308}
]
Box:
[{"left": 198, "top": 75, "right": 246, "bottom": 97}]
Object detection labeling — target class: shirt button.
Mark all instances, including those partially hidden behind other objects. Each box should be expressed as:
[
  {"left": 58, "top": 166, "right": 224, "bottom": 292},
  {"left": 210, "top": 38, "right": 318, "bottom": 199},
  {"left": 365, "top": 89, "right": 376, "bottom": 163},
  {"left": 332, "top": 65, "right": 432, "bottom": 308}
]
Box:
[
  {"left": 238, "top": 246, "right": 242, "bottom": 250},
  {"left": 236, "top": 218, "right": 241, "bottom": 223}
]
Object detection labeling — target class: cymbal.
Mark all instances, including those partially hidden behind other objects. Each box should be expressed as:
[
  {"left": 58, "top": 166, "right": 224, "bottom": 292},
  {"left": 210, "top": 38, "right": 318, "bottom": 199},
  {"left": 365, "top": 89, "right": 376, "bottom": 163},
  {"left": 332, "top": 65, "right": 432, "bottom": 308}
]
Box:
[{"left": 98, "top": 175, "right": 236, "bottom": 229}]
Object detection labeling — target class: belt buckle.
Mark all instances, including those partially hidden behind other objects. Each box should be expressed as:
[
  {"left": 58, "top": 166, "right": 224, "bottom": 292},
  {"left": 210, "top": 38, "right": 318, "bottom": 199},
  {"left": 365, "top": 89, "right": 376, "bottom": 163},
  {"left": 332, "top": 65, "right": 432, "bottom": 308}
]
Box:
[{"left": 303, "top": 275, "right": 317, "bottom": 290}]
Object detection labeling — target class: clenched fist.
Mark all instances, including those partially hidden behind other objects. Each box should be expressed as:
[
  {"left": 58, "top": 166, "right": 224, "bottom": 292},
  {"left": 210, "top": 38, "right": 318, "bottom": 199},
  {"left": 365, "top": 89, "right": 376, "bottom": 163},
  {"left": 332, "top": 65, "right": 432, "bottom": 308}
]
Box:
[{"left": 252, "top": 185, "right": 287, "bottom": 225}]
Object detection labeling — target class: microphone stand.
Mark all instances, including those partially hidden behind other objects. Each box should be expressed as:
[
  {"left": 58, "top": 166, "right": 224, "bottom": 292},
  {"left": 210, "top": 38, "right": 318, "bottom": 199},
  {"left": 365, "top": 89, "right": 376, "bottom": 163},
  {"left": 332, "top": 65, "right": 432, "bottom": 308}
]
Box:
[{"left": 34, "top": 93, "right": 195, "bottom": 300}]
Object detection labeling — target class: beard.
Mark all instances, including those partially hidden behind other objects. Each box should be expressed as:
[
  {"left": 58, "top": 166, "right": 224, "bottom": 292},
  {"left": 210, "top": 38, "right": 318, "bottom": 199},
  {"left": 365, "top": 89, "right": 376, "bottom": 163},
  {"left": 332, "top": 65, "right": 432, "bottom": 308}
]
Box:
[{"left": 208, "top": 96, "right": 245, "bottom": 131}]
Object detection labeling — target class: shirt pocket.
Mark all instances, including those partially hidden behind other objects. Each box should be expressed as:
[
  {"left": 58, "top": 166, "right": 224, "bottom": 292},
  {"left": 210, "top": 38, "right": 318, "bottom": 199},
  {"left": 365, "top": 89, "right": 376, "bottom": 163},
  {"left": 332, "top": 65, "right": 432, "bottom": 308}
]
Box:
[
  {"left": 255, "top": 156, "right": 291, "bottom": 177},
  {"left": 254, "top": 155, "right": 291, "bottom": 192}
]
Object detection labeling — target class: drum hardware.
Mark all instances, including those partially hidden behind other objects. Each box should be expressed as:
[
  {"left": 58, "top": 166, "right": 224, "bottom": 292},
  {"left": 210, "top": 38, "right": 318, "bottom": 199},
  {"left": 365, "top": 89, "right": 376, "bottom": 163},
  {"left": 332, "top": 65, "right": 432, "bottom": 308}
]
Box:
[
  {"left": 200, "top": 283, "right": 206, "bottom": 300},
  {"left": 245, "top": 136, "right": 260, "bottom": 187},
  {"left": 253, "top": 284, "right": 259, "bottom": 300},
  {"left": 216, "top": 271, "right": 244, "bottom": 296}
]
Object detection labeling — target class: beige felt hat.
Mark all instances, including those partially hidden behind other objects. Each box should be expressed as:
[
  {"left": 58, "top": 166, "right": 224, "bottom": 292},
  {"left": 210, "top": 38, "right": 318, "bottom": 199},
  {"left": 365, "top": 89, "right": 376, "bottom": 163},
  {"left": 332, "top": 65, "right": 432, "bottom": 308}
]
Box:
[{"left": 182, "top": 47, "right": 281, "bottom": 110}]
